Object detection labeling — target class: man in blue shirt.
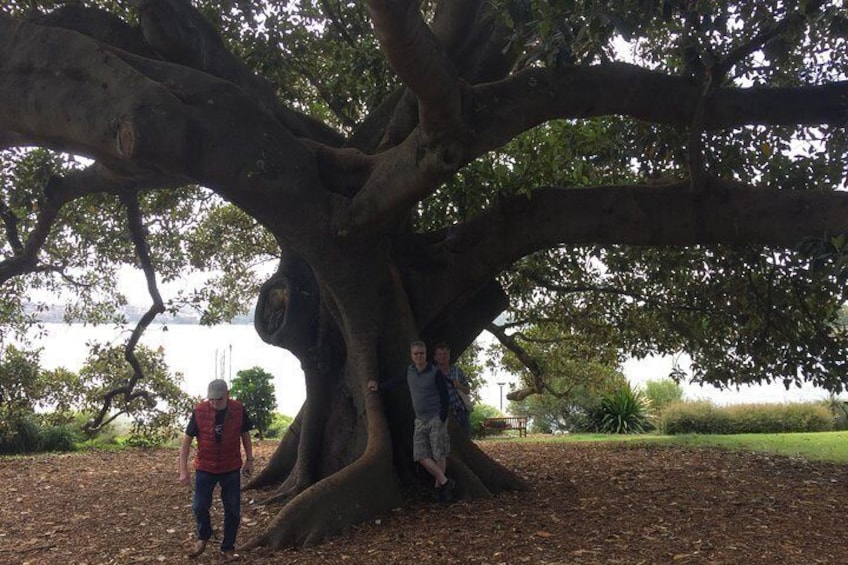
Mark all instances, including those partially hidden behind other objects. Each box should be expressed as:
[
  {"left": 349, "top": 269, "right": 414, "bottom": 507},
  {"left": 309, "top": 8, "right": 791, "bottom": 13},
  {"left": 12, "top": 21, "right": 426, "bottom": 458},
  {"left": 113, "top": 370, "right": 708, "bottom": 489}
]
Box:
[{"left": 368, "top": 340, "right": 455, "bottom": 500}]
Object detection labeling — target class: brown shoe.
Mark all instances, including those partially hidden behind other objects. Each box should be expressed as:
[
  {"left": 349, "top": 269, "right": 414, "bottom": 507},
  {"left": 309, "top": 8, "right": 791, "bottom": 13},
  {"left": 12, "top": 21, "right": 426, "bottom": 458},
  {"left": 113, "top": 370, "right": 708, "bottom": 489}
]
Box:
[
  {"left": 220, "top": 549, "right": 241, "bottom": 561},
  {"left": 188, "top": 539, "right": 208, "bottom": 558}
]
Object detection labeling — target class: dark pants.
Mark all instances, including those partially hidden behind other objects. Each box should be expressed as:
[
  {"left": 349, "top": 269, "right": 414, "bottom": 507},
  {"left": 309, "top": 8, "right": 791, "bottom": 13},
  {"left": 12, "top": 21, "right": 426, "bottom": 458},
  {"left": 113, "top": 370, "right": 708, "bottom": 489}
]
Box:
[{"left": 193, "top": 469, "right": 241, "bottom": 551}]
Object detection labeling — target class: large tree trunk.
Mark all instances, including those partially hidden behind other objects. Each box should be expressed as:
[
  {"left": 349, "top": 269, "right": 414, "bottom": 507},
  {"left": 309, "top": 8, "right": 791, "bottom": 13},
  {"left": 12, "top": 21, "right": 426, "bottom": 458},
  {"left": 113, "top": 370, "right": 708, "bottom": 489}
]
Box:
[{"left": 244, "top": 246, "right": 527, "bottom": 547}]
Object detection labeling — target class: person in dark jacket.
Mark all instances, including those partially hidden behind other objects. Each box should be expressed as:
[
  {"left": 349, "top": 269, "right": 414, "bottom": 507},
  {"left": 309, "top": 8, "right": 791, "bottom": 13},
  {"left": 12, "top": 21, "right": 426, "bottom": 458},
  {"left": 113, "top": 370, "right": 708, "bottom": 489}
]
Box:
[{"left": 178, "top": 379, "right": 254, "bottom": 559}]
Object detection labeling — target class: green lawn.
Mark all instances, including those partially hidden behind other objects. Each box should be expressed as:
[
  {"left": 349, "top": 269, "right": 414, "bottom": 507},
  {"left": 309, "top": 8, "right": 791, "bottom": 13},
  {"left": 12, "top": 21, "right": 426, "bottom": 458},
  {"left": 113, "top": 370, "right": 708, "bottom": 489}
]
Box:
[{"left": 498, "top": 431, "right": 848, "bottom": 463}]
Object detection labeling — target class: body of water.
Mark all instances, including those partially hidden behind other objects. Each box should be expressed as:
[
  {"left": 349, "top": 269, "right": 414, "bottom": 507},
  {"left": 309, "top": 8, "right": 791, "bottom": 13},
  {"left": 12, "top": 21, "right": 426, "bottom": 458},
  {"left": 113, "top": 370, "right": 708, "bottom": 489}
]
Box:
[
  {"left": 21, "top": 324, "right": 840, "bottom": 419},
  {"left": 28, "top": 323, "right": 306, "bottom": 417}
]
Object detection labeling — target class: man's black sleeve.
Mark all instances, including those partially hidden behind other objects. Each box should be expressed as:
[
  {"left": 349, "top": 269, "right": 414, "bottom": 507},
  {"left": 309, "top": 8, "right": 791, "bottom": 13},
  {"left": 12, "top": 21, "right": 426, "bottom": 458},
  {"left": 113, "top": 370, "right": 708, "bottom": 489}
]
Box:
[
  {"left": 242, "top": 410, "right": 254, "bottom": 433},
  {"left": 435, "top": 371, "right": 449, "bottom": 422},
  {"left": 185, "top": 411, "right": 198, "bottom": 437}
]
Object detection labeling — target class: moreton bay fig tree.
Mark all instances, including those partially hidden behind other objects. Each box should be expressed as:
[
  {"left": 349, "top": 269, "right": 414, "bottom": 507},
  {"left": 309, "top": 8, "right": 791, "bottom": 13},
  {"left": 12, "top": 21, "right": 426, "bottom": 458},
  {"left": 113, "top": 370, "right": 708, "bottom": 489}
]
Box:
[{"left": 2, "top": 0, "right": 847, "bottom": 549}]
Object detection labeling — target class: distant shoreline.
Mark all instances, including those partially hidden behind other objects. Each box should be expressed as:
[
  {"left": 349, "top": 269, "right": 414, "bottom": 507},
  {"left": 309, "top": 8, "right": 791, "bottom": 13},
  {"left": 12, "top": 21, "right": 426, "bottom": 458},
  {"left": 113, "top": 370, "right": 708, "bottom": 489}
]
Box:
[{"left": 29, "top": 304, "right": 254, "bottom": 325}]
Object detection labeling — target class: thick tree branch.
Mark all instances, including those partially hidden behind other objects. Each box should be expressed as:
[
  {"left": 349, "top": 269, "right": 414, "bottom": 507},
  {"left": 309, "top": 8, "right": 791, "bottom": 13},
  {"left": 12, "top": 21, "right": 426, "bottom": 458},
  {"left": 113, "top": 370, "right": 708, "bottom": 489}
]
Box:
[
  {"left": 337, "top": 133, "right": 460, "bottom": 236},
  {"left": 345, "top": 61, "right": 847, "bottom": 235},
  {"left": 485, "top": 322, "right": 574, "bottom": 402},
  {"left": 517, "top": 271, "right": 707, "bottom": 314},
  {"left": 431, "top": 0, "right": 483, "bottom": 57},
  {"left": 415, "top": 178, "right": 848, "bottom": 316},
  {"left": 134, "top": 0, "right": 343, "bottom": 146},
  {"left": 85, "top": 189, "right": 165, "bottom": 432},
  {"left": 0, "top": 16, "right": 320, "bottom": 220},
  {"left": 485, "top": 322, "right": 545, "bottom": 395},
  {"left": 306, "top": 142, "right": 375, "bottom": 197},
  {"left": 365, "top": 0, "right": 463, "bottom": 141},
  {"left": 353, "top": 2, "right": 512, "bottom": 154},
  {"left": 0, "top": 166, "right": 173, "bottom": 284},
  {"left": 467, "top": 64, "right": 848, "bottom": 160},
  {"left": 33, "top": 3, "right": 157, "bottom": 58}
]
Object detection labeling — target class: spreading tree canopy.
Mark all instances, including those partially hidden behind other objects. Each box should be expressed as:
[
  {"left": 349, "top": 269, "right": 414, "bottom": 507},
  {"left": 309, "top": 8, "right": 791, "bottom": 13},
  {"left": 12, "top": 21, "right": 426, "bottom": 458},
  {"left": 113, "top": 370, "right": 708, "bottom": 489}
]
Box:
[{"left": 2, "top": 0, "right": 848, "bottom": 549}]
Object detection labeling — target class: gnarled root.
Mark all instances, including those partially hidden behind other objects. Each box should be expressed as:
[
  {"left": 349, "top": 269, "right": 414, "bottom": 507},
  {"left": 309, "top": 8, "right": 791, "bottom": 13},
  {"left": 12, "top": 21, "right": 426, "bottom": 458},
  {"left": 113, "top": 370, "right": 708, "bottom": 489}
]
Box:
[
  {"left": 245, "top": 446, "right": 401, "bottom": 548},
  {"left": 245, "top": 408, "right": 302, "bottom": 490},
  {"left": 451, "top": 431, "right": 528, "bottom": 494}
]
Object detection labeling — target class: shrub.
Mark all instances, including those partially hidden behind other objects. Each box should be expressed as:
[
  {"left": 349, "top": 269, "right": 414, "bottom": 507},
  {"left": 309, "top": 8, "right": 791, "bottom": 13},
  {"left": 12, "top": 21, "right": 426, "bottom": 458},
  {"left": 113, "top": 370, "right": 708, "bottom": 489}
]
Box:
[
  {"left": 587, "top": 384, "right": 651, "bottom": 434},
  {"left": 38, "top": 425, "right": 79, "bottom": 453},
  {"left": 119, "top": 431, "right": 171, "bottom": 448},
  {"left": 823, "top": 396, "right": 848, "bottom": 430},
  {"left": 659, "top": 401, "right": 834, "bottom": 435},
  {"left": 0, "top": 414, "right": 80, "bottom": 454},
  {"left": 265, "top": 413, "right": 293, "bottom": 439},
  {"left": 0, "top": 412, "right": 41, "bottom": 454},
  {"left": 659, "top": 401, "right": 735, "bottom": 434},
  {"left": 470, "top": 403, "right": 502, "bottom": 437}
]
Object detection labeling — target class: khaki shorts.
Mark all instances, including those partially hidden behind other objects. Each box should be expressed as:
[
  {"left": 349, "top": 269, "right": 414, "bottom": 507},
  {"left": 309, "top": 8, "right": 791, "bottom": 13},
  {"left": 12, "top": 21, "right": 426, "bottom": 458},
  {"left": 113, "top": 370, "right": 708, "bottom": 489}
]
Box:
[{"left": 412, "top": 416, "right": 450, "bottom": 461}]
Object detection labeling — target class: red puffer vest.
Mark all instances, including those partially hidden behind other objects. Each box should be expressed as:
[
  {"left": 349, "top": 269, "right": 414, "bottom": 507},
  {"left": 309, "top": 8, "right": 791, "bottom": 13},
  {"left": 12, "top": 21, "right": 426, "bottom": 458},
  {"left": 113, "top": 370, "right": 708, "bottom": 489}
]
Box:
[{"left": 193, "top": 399, "right": 244, "bottom": 474}]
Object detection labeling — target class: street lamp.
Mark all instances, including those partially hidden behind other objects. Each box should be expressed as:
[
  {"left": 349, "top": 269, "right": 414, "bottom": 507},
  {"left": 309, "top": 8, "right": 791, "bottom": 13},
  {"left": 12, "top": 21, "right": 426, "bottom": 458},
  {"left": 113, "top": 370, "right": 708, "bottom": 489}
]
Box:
[{"left": 496, "top": 381, "right": 506, "bottom": 412}]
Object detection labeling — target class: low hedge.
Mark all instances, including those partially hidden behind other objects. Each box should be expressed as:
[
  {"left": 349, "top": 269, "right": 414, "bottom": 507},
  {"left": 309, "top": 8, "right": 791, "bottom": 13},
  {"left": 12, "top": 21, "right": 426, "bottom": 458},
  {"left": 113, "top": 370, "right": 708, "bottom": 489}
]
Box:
[{"left": 658, "top": 401, "right": 834, "bottom": 435}]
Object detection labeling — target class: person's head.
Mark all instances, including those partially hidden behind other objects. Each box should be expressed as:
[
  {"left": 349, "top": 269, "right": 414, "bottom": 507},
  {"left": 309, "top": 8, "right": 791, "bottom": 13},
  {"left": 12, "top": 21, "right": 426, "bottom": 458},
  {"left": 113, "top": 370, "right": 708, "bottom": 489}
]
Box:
[
  {"left": 433, "top": 342, "right": 451, "bottom": 368},
  {"left": 409, "top": 340, "right": 427, "bottom": 369},
  {"left": 207, "top": 379, "right": 229, "bottom": 410}
]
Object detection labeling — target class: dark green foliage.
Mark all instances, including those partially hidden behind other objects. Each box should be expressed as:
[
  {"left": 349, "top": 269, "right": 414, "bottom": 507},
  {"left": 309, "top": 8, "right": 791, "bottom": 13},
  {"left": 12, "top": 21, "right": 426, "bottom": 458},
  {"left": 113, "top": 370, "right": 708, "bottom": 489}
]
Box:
[
  {"left": 586, "top": 383, "right": 651, "bottom": 434},
  {"left": 0, "top": 341, "right": 191, "bottom": 450},
  {"left": 0, "top": 414, "right": 79, "bottom": 454},
  {"left": 823, "top": 395, "right": 848, "bottom": 431},
  {"left": 265, "top": 412, "right": 293, "bottom": 439},
  {"left": 470, "top": 403, "right": 503, "bottom": 437},
  {"left": 38, "top": 424, "right": 80, "bottom": 452},
  {"left": 120, "top": 430, "right": 171, "bottom": 448},
  {"left": 0, "top": 412, "right": 41, "bottom": 454},
  {"left": 78, "top": 344, "right": 195, "bottom": 439},
  {"left": 659, "top": 401, "right": 834, "bottom": 435},
  {"left": 230, "top": 367, "right": 277, "bottom": 439},
  {"left": 510, "top": 370, "right": 629, "bottom": 433}
]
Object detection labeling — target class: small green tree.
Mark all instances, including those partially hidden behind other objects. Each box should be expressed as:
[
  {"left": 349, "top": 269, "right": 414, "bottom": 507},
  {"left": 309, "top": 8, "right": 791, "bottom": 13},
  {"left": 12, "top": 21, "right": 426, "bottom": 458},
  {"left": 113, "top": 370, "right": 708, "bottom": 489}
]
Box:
[
  {"left": 509, "top": 367, "right": 629, "bottom": 433},
  {"left": 643, "top": 379, "right": 684, "bottom": 416},
  {"left": 231, "top": 367, "right": 277, "bottom": 439},
  {"left": 78, "top": 343, "right": 194, "bottom": 444}
]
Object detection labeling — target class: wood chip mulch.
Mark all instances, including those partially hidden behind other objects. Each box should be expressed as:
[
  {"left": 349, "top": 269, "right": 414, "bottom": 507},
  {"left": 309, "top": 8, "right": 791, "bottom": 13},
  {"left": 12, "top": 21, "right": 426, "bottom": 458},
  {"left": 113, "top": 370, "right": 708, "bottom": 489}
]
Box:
[{"left": 1, "top": 439, "right": 846, "bottom": 564}]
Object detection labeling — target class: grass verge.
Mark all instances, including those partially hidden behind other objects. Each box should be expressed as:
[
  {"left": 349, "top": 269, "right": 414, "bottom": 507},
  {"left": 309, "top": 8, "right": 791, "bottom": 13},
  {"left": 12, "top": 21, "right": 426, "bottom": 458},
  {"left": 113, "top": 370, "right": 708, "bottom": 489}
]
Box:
[{"left": 484, "top": 431, "right": 848, "bottom": 463}]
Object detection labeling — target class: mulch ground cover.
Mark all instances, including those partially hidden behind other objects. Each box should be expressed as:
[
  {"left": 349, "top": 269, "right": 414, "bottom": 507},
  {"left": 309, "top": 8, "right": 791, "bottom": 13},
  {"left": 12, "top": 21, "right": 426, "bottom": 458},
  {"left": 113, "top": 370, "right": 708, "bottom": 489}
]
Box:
[{"left": 1, "top": 439, "right": 846, "bottom": 564}]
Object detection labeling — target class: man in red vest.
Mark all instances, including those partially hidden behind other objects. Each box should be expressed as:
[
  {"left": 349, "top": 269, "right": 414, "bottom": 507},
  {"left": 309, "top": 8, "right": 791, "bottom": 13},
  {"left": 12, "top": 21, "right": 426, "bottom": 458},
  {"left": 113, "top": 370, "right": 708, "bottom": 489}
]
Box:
[{"left": 178, "top": 379, "right": 254, "bottom": 559}]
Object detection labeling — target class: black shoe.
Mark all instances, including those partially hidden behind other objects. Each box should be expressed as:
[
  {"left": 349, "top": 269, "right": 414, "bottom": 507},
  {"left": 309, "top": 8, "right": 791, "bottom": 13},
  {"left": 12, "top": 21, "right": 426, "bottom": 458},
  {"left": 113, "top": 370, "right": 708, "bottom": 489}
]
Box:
[{"left": 437, "top": 478, "right": 456, "bottom": 503}]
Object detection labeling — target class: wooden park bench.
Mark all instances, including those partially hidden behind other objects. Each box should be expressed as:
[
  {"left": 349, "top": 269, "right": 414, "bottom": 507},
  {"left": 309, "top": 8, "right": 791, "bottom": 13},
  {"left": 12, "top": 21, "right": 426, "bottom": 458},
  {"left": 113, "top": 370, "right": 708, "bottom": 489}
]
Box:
[{"left": 481, "top": 416, "right": 528, "bottom": 437}]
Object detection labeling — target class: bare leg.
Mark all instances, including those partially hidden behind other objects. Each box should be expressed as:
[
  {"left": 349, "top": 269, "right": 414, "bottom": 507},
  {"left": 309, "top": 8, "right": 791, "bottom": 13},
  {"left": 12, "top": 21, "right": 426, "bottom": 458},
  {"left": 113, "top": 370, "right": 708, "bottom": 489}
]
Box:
[
  {"left": 417, "top": 457, "right": 447, "bottom": 486},
  {"left": 435, "top": 457, "right": 447, "bottom": 486}
]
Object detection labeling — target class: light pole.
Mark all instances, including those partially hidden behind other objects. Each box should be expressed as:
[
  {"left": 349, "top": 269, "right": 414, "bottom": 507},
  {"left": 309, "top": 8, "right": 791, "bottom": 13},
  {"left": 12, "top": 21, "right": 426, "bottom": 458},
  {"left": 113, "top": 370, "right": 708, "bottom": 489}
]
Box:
[{"left": 496, "top": 381, "right": 506, "bottom": 412}]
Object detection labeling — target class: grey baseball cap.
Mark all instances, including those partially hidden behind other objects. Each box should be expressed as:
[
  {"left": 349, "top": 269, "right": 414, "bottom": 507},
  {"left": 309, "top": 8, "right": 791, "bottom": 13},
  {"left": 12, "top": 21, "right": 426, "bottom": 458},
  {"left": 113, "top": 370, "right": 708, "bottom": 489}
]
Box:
[{"left": 207, "top": 379, "right": 228, "bottom": 399}]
